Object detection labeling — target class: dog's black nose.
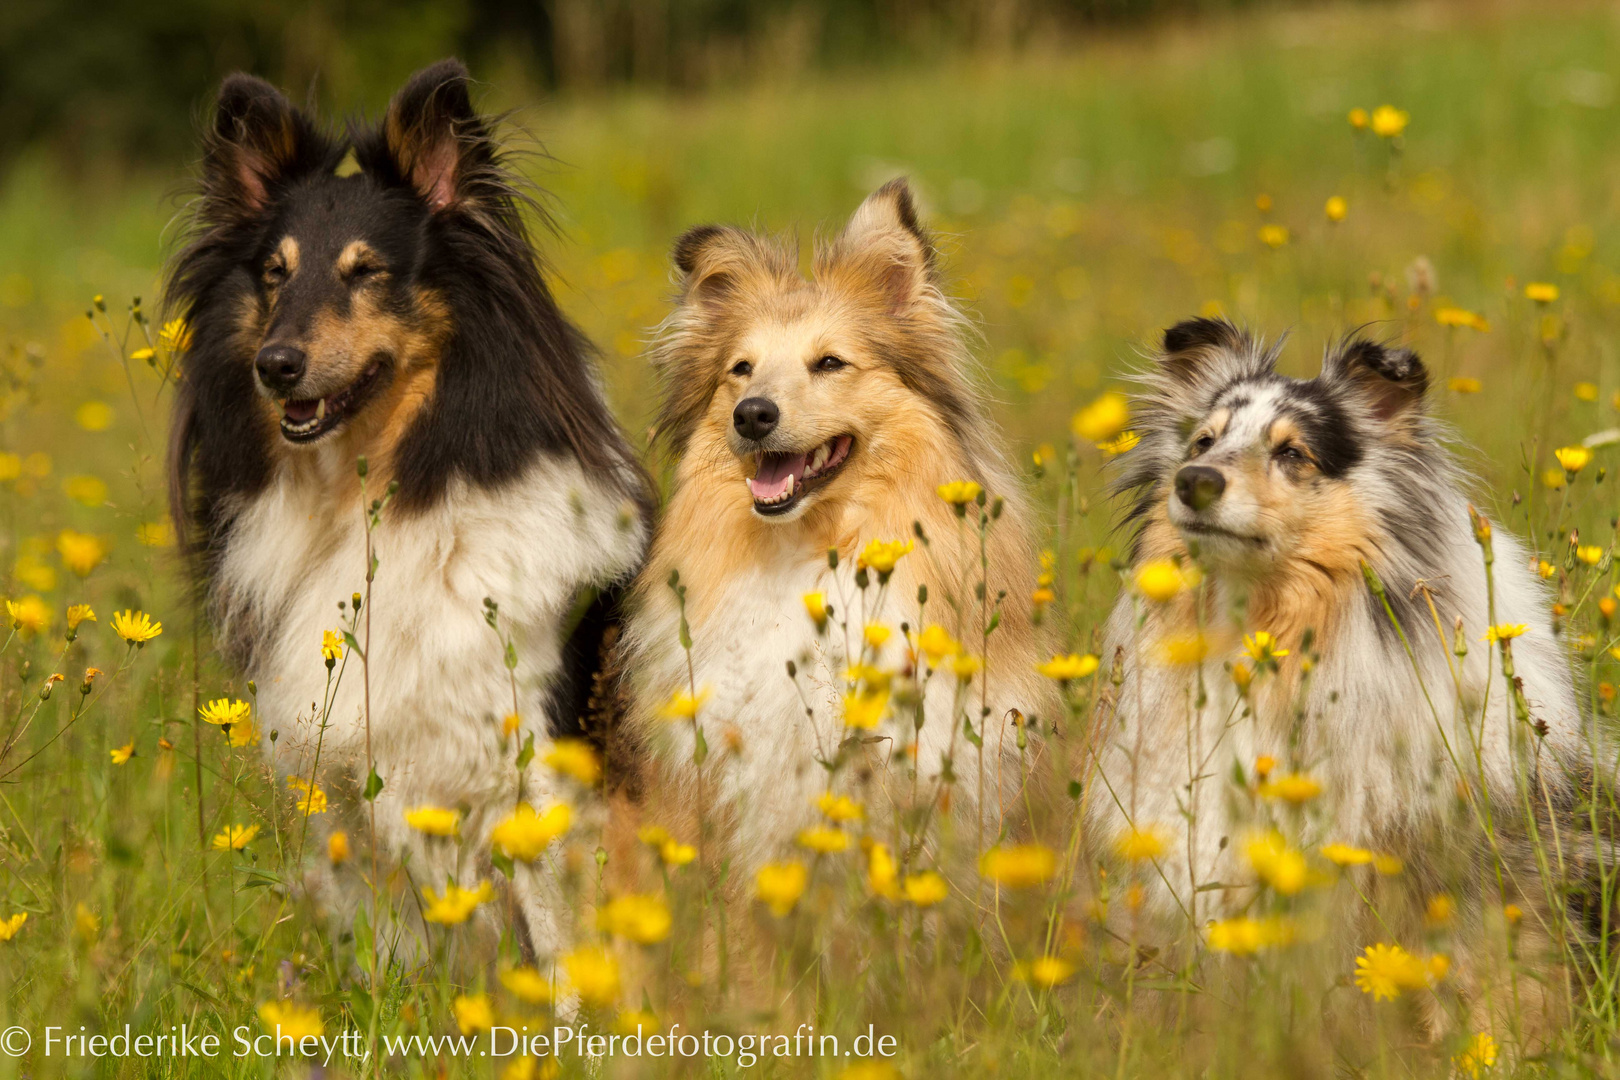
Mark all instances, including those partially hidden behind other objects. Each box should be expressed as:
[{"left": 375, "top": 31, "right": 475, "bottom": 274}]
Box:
[
  {"left": 1175, "top": 465, "right": 1226, "bottom": 511},
  {"left": 733, "top": 396, "right": 779, "bottom": 441},
  {"left": 255, "top": 345, "right": 307, "bottom": 394}
]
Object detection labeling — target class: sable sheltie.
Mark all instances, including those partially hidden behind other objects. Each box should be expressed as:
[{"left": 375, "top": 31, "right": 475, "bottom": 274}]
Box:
[
  {"left": 1095, "top": 317, "right": 1606, "bottom": 1044},
  {"left": 620, "top": 180, "right": 1057, "bottom": 874},
  {"left": 165, "top": 61, "right": 650, "bottom": 956}
]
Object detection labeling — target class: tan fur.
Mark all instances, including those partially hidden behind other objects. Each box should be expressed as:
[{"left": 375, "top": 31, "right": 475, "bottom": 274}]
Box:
[{"left": 623, "top": 182, "right": 1057, "bottom": 928}]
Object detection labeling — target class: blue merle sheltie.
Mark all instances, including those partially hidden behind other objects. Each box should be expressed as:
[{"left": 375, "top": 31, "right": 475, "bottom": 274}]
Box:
[
  {"left": 1095, "top": 318, "right": 1609, "bottom": 1048},
  {"left": 164, "top": 60, "right": 650, "bottom": 957}
]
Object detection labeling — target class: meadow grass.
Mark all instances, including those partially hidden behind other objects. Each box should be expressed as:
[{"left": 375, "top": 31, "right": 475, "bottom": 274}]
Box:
[{"left": 3, "top": 0, "right": 1620, "bottom": 1075}]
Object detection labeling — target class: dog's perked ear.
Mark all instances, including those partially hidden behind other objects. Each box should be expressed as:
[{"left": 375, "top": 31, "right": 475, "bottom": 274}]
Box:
[
  {"left": 381, "top": 59, "right": 492, "bottom": 212},
  {"left": 1146, "top": 317, "right": 1277, "bottom": 410},
  {"left": 204, "top": 74, "right": 324, "bottom": 215},
  {"left": 670, "top": 224, "right": 791, "bottom": 310},
  {"left": 1324, "top": 338, "right": 1428, "bottom": 424},
  {"left": 819, "top": 178, "right": 938, "bottom": 314}
]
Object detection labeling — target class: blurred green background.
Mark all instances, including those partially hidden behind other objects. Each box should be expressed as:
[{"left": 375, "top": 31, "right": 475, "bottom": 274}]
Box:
[{"left": 1, "top": 0, "right": 1617, "bottom": 529}]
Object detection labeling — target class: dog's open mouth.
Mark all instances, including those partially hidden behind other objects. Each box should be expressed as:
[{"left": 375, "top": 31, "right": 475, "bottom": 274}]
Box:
[
  {"left": 1178, "top": 521, "right": 1265, "bottom": 546},
  {"left": 747, "top": 435, "right": 853, "bottom": 516},
  {"left": 277, "top": 360, "right": 388, "bottom": 442}
]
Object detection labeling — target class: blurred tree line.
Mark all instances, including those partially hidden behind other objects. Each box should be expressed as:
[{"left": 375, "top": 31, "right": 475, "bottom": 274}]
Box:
[{"left": 2, "top": 0, "right": 1280, "bottom": 166}]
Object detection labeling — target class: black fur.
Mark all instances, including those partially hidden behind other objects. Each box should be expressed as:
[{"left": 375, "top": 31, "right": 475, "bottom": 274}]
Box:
[
  {"left": 166, "top": 59, "right": 652, "bottom": 580},
  {"left": 1162, "top": 316, "right": 1243, "bottom": 355}
]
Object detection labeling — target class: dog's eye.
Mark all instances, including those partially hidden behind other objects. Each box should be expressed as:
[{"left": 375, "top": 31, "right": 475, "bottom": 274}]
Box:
[
  {"left": 814, "top": 355, "right": 847, "bottom": 372},
  {"left": 263, "top": 262, "right": 287, "bottom": 286},
  {"left": 1192, "top": 434, "right": 1215, "bottom": 454},
  {"left": 347, "top": 262, "right": 381, "bottom": 282},
  {"left": 730, "top": 361, "right": 753, "bottom": 377},
  {"left": 1275, "top": 444, "right": 1307, "bottom": 463}
]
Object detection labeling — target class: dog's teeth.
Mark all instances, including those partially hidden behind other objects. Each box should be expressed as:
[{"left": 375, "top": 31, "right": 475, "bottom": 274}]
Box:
[
  {"left": 316, "top": 399, "right": 327, "bottom": 421},
  {"left": 785, "top": 474, "right": 795, "bottom": 496},
  {"left": 810, "top": 444, "right": 828, "bottom": 473}
]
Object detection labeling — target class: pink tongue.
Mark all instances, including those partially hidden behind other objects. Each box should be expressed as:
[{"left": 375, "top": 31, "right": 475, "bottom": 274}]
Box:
[
  {"left": 748, "top": 452, "right": 808, "bottom": 499},
  {"left": 284, "top": 399, "right": 319, "bottom": 422}
]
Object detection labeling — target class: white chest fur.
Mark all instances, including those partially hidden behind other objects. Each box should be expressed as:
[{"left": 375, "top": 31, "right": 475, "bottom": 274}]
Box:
[
  {"left": 630, "top": 554, "right": 1040, "bottom": 871},
  {"left": 213, "top": 455, "right": 644, "bottom": 915}
]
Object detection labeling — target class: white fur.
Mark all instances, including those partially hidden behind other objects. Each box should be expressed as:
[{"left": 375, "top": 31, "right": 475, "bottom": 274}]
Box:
[
  {"left": 1093, "top": 489, "right": 1586, "bottom": 928},
  {"left": 624, "top": 548, "right": 1039, "bottom": 875},
  {"left": 215, "top": 447, "right": 645, "bottom": 955}
]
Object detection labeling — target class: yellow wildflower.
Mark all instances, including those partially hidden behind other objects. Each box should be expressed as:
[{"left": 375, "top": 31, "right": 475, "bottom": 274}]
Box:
[
  {"left": 797, "top": 825, "right": 850, "bottom": 854},
  {"left": 1114, "top": 826, "right": 1167, "bottom": 863},
  {"left": 1524, "top": 282, "right": 1559, "bottom": 303},
  {"left": 112, "top": 609, "right": 162, "bottom": 644},
  {"left": 1324, "top": 195, "right": 1347, "bottom": 222},
  {"left": 1503, "top": 903, "right": 1523, "bottom": 926},
  {"left": 948, "top": 652, "right": 982, "bottom": 683},
  {"left": 1353, "top": 942, "right": 1427, "bottom": 1001},
  {"left": 1578, "top": 545, "right": 1604, "bottom": 566},
  {"left": 66, "top": 604, "right": 95, "bottom": 630},
  {"left": 328, "top": 831, "right": 351, "bottom": 864},
  {"left": 1426, "top": 893, "right": 1456, "bottom": 928},
  {"left": 1037, "top": 653, "right": 1098, "bottom": 681},
  {"left": 816, "top": 791, "right": 864, "bottom": 822},
  {"left": 212, "top": 824, "right": 260, "bottom": 851},
  {"left": 1207, "top": 915, "right": 1296, "bottom": 955},
  {"left": 199, "top": 697, "right": 250, "bottom": 729},
  {"left": 421, "top": 880, "right": 494, "bottom": 925},
  {"left": 903, "top": 871, "right": 948, "bottom": 907},
  {"left": 842, "top": 687, "right": 889, "bottom": 729},
  {"left": 1321, "top": 842, "right": 1374, "bottom": 867},
  {"left": 1370, "top": 104, "right": 1409, "bottom": 138},
  {"left": 543, "top": 738, "right": 602, "bottom": 785},
  {"left": 916, "top": 623, "right": 961, "bottom": 665},
  {"left": 1243, "top": 631, "right": 1289, "bottom": 663},
  {"left": 1575, "top": 381, "right": 1600, "bottom": 402},
  {"left": 562, "top": 945, "right": 621, "bottom": 1006},
  {"left": 1246, "top": 831, "right": 1308, "bottom": 895},
  {"left": 7, "top": 596, "right": 49, "bottom": 635},
  {"left": 404, "top": 805, "right": 460, "bottom": 837},
  {"left": 1258, "top": 224, "right": 1289, "bottom": 249},
  {"left": 1482, "top": 623, "right": 1528, "bottom": 643},
  {"left": 56, "top": 530, "right": 106, "bottom": 576},
  {"left": 285, "top": 777, "right": 326, "bottom": 815},
  {"left": 1157, "top": 632, "right": 1208, "bottom": 666},
  {"left": 110, "top": 742, "right": 134, "bottom": 765},
  {"left": 453, "top": 994, "right": 494, "bottom": 1035},
  {"left": 1348, "top": 107, "right": 1369, "bottom": 129},
  {"left": 803, "top": 591, "right": 828, "bottom": 630},
  {"left": 1538, "top": 560, "right": 1557, "bottom": 579},
  {"left": 136, "top": 521, "right": 175, "bottom": 547},
  {"left": 1454, "top": 1033, "right": 1498, "bottom": 1079},
  {"left": 1556, "top": 445, "right": 1593, "bottom": 473},
  {"left": 936, "top": 479, "right": 982, "bottom": 505},
  {"left": 1015, "top": 956, "right": 1076, "bottom": 988},
  {"left": 867, "top": 842, "right": 900, "bottom": 899},
  {"left": 491, "top": 802, "right": 571, "bottom": 861},
  {"left": 857, "top": 538, "right": 913, "bottom": 575},
  {"left": 257, "top": 1001, "right": 323, "bottom": 1042},
  {"left": 863, "top": 622, "right": 891, "bottom": 649},
  {"left": 160, "top": 317, "right": 193, "bottom": 353},
  {"left": 1097, "top": 430, "right": 1140, "bottom": 455},
  {"left": 755, "top": 861, "right": 809, "bottom": 916},
  {"left": 1071, "top": 391, "right": 1131, "bottom": 443},
  {"left": 1135, "top": 558, "right": 1196, "bottom": 602},
  {"left": 0, "top": 913, "right": 27, "bottom": 943},
  {"left": 320, "top": 629, "right": 343, "bottom": 662},
  {"left": 1435, "top": 308, "right": 1490, "bottom": 333},
  {"left": 597, "top": 893, "right": 672, "bottom": 945},
  {"left": 63, "top": 474, "right": 108, "bottom": 506},
  {"left": 1258, "top": 772, "right": 1321, "bottom": 804},
  {"left": 499, "top": 965, "right": 554, "bottom": 1005},
  {"left": 1374, "top": 853, "right": 1405, "bottom": 875},
  {"left": 979, "top": 843, "right": 1057, "bottom": 888},
  {"left": 658, "top": 686, "right": 710, "bottom": 721}
]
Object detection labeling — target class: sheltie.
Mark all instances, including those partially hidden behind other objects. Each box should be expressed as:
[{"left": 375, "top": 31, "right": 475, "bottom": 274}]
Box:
[
  {"left": 164, "top": 60, "right": 650, "bottom": 957},
  {"left": 620, "top": 179, "right": 1057, "bottom": 875},
  {"left": 1095, "top": 317, "right": 1605, "bottom": 1045}
]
